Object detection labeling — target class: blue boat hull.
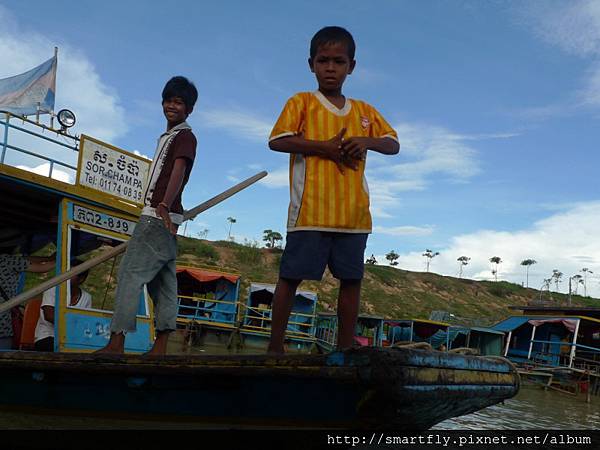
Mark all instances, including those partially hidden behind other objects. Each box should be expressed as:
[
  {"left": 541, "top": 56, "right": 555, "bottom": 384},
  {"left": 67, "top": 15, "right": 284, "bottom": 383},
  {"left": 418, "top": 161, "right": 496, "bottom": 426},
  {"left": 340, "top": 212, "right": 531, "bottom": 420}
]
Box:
[{"left": 0, "top": 347, "right": 519, "bottom": 429}]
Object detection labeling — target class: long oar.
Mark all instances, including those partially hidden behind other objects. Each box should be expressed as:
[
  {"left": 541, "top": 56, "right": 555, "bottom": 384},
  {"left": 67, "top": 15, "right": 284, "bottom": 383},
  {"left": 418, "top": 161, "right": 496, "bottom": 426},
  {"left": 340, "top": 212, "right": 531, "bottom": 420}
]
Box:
[{"left": 0, "top": 171, "right": 267, "bottom": 315}]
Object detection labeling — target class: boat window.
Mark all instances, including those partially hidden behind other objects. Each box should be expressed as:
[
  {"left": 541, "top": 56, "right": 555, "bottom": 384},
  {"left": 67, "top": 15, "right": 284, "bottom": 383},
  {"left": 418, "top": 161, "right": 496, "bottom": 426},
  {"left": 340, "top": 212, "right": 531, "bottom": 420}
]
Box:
[{"left": 66, "top": 226, "right": 149, "bottom": 316}]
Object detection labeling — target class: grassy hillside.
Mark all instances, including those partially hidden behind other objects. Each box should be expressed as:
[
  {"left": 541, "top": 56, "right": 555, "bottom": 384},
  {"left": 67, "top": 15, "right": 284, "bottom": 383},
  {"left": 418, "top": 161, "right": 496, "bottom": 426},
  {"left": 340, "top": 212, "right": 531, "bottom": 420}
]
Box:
[{"left": 24, "top": 236, "right": 597, "bottom": 327}]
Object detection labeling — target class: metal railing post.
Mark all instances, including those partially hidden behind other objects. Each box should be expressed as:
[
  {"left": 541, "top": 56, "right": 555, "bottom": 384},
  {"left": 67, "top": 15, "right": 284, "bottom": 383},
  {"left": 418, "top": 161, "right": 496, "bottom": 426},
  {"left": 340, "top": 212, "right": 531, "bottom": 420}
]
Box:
[{"left": 1, "top": 113, "right": 9, "bottom": 163}]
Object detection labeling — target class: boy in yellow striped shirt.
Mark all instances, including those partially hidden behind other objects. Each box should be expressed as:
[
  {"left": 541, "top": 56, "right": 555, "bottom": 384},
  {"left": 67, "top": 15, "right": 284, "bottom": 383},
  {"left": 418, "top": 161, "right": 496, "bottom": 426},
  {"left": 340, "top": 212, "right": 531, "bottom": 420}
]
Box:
[{"left": 267, "top": 26, "right": 399, "bottom": 354}]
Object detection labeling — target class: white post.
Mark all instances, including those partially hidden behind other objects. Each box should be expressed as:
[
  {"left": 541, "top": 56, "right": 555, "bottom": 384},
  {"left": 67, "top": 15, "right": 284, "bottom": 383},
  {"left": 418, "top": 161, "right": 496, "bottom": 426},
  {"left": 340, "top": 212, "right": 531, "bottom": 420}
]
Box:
[
  {"left": 569, "top": 319, "right": 581, "bottom": 369},
  {"left": 504, "top": 331, "right": 512, "bottom": 356},
  {"left": 527, "top": 325, "right": 537, "bottom": 360}
]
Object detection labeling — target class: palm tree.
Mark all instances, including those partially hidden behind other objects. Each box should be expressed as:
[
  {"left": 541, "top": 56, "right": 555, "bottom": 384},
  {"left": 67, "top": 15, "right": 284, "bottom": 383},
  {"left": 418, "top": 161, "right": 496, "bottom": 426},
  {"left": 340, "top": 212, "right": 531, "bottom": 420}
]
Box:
[
  {"left": 489, "top": 256, "right": 502, "bottom": 282},
  {"left": 226, "top": 216, "right": 237, "bottom": 240},
  {"left": 422, "top": 249, "right": 440, "bottom": 273},
  {"left": 581, "top": 268, "right": 593, "bottom": 297},
  {"left": 520, "top": 259, "right": 537, "bottom": 288},
  {"left": 457, "top": 256, "right": 470, "bottom": 278},
  {"left": 551, "top": 269, "right": 563, "bottom": 292},
  {"left": 539, "top": 278, "right": 552, "bottom": 302},
  {"left": 571, "top": 274, "right": 583, "bottom": 295},
  {"left": 568, "top": 274, "right": 584, "bottom": 303}
]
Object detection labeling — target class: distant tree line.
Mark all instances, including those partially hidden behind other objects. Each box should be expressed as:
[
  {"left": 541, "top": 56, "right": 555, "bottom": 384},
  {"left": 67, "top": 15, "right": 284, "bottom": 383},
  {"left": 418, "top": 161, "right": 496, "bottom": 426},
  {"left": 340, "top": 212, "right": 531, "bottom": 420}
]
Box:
[{"left": 364, "top": 249, "right": 595, "bottom": 298}]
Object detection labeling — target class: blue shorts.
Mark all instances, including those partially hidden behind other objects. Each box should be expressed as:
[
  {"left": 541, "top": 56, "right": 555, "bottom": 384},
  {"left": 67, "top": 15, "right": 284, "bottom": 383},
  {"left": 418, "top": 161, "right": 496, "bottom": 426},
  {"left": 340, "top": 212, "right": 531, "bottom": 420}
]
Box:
[{"left": 279, "top": 231, "right": 368, "bottom": 281}]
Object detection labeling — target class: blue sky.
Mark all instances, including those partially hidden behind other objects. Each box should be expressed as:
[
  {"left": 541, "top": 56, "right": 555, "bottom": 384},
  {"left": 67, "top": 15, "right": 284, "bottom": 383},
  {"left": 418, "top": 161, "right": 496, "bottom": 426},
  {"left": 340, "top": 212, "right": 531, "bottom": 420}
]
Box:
[{"left": 1, "top": 1, "right": 599, "bottom": 297}]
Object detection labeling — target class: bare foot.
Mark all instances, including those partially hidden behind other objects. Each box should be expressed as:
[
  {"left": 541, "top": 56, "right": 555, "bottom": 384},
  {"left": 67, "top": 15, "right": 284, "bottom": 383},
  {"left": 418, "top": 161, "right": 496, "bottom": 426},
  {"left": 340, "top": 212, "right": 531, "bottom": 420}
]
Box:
[
  {"left": 143, "top": 347, "right": 166, "bottom": 357},
  {"left": 143, "top": 330, "right": 170, "bottom": 357},
  {"left": 94, "top": 332, "right": 125, "bottom": 354}
]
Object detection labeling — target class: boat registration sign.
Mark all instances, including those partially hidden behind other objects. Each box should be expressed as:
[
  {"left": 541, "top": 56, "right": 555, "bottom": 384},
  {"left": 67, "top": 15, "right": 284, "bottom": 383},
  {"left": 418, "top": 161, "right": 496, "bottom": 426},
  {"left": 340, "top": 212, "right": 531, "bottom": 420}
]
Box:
[{"left": 73, "top": 204, "right": 136, "bottom": 236}]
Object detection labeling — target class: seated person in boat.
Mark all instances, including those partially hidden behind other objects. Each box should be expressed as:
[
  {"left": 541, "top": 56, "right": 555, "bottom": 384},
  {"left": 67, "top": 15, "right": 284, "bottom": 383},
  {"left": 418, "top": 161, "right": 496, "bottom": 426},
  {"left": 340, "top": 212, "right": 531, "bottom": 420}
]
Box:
[
  {"left": 96, "top": 76, "right": 198, "bottom": 356},
  {"left": 0, "top": 248, "right": 56, "bottom": 350},
  {"left": 267, "top": 27, "right": 399, "bottom": 354},
  {"left": 34, "top": 261, "right": 91, "bottom": 351}
]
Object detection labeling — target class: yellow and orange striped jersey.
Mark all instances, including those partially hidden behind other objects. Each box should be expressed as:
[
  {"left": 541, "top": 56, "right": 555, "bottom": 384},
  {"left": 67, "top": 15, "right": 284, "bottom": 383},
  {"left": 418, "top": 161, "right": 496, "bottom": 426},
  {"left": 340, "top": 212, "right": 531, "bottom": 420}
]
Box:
[{"left": 270, "top": 91, "right": 398, "bottom": 233}]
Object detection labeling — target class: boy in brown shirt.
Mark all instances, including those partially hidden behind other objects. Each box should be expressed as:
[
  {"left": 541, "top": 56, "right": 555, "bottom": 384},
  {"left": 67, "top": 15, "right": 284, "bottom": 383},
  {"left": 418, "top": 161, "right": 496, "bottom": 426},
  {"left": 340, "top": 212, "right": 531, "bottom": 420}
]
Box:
[{"left": 97, "top": 76, "right": 197, "bottom": 355}]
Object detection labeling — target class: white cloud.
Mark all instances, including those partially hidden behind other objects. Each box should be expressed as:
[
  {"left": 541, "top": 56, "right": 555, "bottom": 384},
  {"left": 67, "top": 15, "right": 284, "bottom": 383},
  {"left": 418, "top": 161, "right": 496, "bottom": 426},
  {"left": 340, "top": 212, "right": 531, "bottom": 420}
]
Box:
[
  {"left": 373, "top": 225, "right": 435, "bottom": 237},
  {"left": 16, "top": 163, "right": 73, "bottom": 183},
  {"left": 389, "top": 201, "right": 600, "bottom": 297},
  {"left": 515, "top": 1, "right": 600, "bottom": 111},
  {"left": 519, "top": 0, "right": 600, "bottom": 58},
  {"left": 259, "top": 166, "right": 289, "bottom": 188},
  {"left": 196, "top": 109, "right": 272, "bottom": 142},
  {"left": 367, "top": 122, "right": 506, "bottom": 217},
  {"left": 579, "top": 62, "right": 600, "bottom": 106}
]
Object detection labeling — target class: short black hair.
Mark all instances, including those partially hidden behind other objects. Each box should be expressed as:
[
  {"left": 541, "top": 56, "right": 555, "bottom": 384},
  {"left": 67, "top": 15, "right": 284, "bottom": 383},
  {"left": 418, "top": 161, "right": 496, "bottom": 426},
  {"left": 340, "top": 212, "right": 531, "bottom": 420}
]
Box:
[
  {"left": 71, "top": 258, "right": 89, "bottom": 281},
  {"left": 310, "top": 26, "right": 356, "bottom": 60},
  {"left": 162, "top": 76, "right": 198, "bottom": 112}
]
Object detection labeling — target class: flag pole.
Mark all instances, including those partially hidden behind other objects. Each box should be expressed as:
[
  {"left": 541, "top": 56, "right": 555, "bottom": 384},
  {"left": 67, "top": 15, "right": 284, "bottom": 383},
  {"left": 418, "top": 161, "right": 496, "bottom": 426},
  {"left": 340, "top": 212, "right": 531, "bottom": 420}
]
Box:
[
  {"left": 0, "top": 171, "right": 268, "bottom": 315},
  {"left": 50, "top": 47, "right": 58, "bottom": 129}
]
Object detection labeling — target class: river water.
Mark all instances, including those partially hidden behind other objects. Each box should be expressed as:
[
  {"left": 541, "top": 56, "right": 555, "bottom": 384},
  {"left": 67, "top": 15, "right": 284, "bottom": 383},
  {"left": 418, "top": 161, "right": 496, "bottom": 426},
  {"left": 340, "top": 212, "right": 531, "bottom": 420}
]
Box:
[
  {"left": 434, "top": 386, "right": 600, "bottom": 430},
  {"left": 0, "top": 386, "right": 597, "bottom": 429}
]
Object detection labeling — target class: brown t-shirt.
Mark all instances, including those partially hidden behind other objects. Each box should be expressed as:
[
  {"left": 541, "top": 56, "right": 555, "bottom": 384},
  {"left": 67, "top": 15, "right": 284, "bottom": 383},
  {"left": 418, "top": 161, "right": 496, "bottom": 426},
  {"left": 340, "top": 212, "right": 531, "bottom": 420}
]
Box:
[{"left": 148, "top": 129, "right": 196, "bottom": 215}]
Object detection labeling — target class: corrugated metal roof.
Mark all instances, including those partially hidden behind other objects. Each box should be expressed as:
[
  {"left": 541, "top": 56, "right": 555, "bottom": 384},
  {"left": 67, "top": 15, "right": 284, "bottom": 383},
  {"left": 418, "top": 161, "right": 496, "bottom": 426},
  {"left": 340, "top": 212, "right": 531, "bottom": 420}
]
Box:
[
  {"left": 491, "top": 316, "right": 530, "bottom": 332},
  {"left": 470, "top": 326, "right": 505, "bottom": 335}
]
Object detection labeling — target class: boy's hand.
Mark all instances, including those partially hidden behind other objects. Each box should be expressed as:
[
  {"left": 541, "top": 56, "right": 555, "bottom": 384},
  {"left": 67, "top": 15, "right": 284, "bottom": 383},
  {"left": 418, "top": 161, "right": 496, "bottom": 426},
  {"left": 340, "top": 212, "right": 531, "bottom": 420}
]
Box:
[
  {"left": 157, "top": 203, "right": 177, "bottom": 235},
  {"left": 322, "top": 128, "right": 347, "bottom": 173},
  {"left": 341, "top": 137, "right": 369, "bottom": 162}
]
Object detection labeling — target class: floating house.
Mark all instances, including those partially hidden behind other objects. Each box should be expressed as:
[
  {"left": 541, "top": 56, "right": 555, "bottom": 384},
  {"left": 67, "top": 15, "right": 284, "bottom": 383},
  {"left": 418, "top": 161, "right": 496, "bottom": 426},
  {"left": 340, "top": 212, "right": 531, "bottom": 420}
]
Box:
[
  {"left": 428, "top": 326, "right": 505, "bottom": 356},
  {"left": 493, "top": 314, "right": 600, "bottom": 369},
  {"left": 176, "top": 266, "right": 240, "bottom": 327},
  {"left": 382, "top": 318, "right": 451, "bottom": 349},
  {"left": 173, "top": 266, "right": 241, "bottom": 352},
  {"left": 239, "top": 283, "right": 317, "bottom": 353},
  {"left": 315, "top": 312, "right": 385, "bottom": 351}
]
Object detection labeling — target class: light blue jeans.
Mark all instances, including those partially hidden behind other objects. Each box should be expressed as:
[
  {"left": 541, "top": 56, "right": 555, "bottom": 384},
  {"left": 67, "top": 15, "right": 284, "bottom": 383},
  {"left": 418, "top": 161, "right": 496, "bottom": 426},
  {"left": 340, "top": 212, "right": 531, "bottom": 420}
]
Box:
[{"left": 110, "top": 215, "right": 178, "bottom": 333}]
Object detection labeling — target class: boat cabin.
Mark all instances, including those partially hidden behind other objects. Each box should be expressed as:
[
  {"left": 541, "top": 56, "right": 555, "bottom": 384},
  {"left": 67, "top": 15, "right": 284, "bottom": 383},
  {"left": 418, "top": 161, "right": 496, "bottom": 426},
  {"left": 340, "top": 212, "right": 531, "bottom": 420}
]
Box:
[
  {"left": 382, "top": 318, "right": 451, "bottom": 349},
  {"left": 176, "top": 266, "right": 240, "bottom": 328},
  {"left": 493, "top": 315, "right": 600, "bottom": 369},
  {"left": 315, "top": 313, "right": 385, "bottom": 351},
  {"left": 239, "top": 283, "right": 317, "bottom": 352},
  {"left": 1, "top": 111, "right": 154, "bottom": 353},
  {"left": 427, "top": 326, "right": 505, "bottom": 355}
]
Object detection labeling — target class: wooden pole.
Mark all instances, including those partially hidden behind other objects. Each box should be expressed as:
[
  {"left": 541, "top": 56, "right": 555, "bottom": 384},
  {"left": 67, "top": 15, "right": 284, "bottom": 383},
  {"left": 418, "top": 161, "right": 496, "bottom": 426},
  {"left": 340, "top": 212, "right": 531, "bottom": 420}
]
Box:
[
  {"left": 0, "top": 171, "right": 267, "bottom": 315},
  {"left": 527, "top": 325, "right": 537, "bottom": 360},
  {"left": 568, "top": 319, "right": 581, "bottom": 369},
  {"left": 504, "top": 331, "right": 512, "bottom": 357}
]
